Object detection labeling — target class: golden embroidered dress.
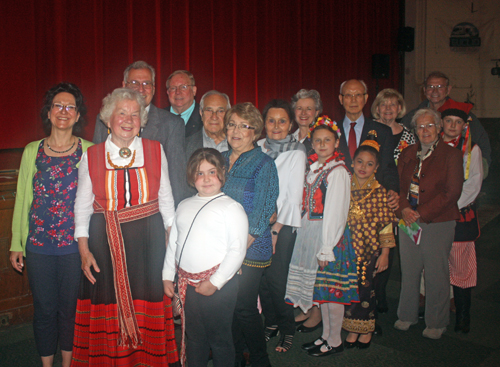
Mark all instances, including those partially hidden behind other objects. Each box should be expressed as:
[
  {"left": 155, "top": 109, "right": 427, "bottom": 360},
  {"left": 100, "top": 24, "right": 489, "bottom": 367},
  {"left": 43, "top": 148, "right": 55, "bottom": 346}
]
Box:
[{"left": 343, "top": 174, "right": 396, "bottom": 333}]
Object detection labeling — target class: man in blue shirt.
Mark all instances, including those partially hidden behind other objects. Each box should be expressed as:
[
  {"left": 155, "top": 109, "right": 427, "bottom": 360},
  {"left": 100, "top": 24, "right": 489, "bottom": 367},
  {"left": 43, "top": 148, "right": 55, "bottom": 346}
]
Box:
[{"left": 165, "top": 70, "right": 203, "bottom": 138}]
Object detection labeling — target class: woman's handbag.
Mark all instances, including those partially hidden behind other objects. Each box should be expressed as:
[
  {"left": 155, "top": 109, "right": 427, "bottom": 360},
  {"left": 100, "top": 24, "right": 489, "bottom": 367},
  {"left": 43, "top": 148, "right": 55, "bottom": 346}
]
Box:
[{"left": 454, "top": 201, "right": 480, "bottom": 242}]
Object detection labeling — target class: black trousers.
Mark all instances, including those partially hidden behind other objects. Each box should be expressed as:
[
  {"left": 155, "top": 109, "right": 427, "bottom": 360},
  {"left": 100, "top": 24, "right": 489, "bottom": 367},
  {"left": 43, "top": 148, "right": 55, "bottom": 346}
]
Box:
[
  {"left": 232, "top": 265, "right": 270, "bottom": 367},
  {"left": 26, "top": 251, "right": 81, "bottom": 356},
  {"left": 185, "top": 275, "right": 239, "bottom": 367},
  {"left": 259, "top": 225, "right": 296, "bottom": 335}
]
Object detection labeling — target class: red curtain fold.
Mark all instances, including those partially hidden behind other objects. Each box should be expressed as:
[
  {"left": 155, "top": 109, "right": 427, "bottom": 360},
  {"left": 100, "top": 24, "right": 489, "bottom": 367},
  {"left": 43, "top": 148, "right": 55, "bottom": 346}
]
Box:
[{"left": 1, "top": 0, "right": 400, "bottom": 149}]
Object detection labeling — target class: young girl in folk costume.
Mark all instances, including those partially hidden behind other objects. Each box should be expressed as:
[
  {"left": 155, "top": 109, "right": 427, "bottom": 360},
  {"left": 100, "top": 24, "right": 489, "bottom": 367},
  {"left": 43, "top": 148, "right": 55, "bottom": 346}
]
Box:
[
  {"left": 438, "top": 99, "right": 483, "bottom": 333},
  {"left": 286, "top": 117, "right": 359, "bottom": 357},
  {"left": 343, "top": 133, "right": 397, "bottom": 349},
  {"left": 163, "top": 148, "right": 248, "bottom": 366}
]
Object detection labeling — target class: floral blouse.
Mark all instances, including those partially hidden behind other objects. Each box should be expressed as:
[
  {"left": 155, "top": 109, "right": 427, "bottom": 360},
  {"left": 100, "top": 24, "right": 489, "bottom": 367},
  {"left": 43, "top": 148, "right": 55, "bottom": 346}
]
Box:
[{"left": 26, "top": 139, "right": 82, "bottom": 255}]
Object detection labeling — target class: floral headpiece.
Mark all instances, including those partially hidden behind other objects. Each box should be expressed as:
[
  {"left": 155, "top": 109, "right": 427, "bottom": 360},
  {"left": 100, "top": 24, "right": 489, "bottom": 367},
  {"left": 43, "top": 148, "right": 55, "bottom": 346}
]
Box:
[{"left": 308, "top": 115, "right": 341, "bottom": 139}]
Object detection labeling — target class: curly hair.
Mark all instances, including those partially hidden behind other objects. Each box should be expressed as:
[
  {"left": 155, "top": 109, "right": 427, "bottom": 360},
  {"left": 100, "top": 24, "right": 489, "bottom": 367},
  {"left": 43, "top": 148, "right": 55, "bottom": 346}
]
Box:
[{"left": 40, "top": 82, "right": 87, "bottom": 135}]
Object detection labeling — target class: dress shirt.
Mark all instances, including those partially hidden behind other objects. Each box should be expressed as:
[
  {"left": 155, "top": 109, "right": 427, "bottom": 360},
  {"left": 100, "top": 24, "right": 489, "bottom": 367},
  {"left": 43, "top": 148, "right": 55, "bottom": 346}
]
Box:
[
  {"left": 292, "top": 129, "right": 307, "bottom": 144},
  {"left": 74, "top": 136, "right": 175, "bottom": 238},
  {"left": 202, "top": 128, "right": 229, "bottom": 152},
  {"left": 163, "top": 193, "right": 248, "bottom": 289},
  {"left": 171, "top": 100, "right": 195, "bottom": 125},
  {"left": 342, "top": 114, "right": 365, "bottom": 148}
]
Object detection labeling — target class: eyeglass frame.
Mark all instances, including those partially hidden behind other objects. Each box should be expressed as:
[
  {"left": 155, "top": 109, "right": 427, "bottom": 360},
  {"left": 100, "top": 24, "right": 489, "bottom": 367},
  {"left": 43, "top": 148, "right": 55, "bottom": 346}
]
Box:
[
  {"left": 51, "top": 103, "right": 78, "bottom": 113},
  {"left": 340, "top": 93, "right": 367, "bottom": 100},
  {"left": 226, "top": 122, "right": 256, "bottom": 131},
  {"left": 167, "top": 84, "right": 194, "bottom": 93},
  {"left": 126, "top": 80, "right": 154, "bottom": 90},
  {"left": 424, "top": 84, "right": 448, "bottom": 91}
]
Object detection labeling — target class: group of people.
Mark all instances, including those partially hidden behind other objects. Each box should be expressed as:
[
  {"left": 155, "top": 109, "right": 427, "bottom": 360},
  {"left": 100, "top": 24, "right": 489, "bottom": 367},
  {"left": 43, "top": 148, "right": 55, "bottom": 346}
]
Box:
[{"left": 9, "top": 61, "right": 488, "bottom": 367}]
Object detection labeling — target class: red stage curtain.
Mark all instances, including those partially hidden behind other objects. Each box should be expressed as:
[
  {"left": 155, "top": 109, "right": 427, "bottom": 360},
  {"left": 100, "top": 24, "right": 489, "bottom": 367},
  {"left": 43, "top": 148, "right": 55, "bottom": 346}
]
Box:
[{"left": 1, "top": 0, "right": 400, "bottom": 148}]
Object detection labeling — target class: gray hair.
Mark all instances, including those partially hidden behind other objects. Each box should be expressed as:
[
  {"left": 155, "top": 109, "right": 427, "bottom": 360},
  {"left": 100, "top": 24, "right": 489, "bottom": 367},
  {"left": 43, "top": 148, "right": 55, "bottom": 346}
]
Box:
[
  {"left": 199, "top": 90, "right": 231, "bottom": 111},
  {"left": 100, "top": 88, "right": 148, "bottom": 127},
  {"left": 371, "top": 88, "right": 407, "bottom": 119},
  {"left": 411, "top": 108, "right": 441, "bottom": 129},
  {"left": 424, "top": 71, "right": 450, "bottom": 86},
  {"left": 291, "top": 89, "right": 323, "bottom": 114},
  {"left": 123, "top": 61, "right": 155, "bottom": 84},
  {"left": 166, "top": 70, "right": 195, "bottom": 88},
  {"left": 339, "top": 79, "right": 368, "bottom": 94}
]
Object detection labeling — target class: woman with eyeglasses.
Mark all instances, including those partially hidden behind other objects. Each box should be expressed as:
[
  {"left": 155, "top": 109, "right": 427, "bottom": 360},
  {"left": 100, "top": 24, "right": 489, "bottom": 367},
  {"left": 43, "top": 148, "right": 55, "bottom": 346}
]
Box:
[
  {"left": 395, "top": 108, "right": 463, "bottom": 340},
  {"left": 9, "top": 82, "right": 93, "bottom": 367},
  {"left": 221, "top": 103, "right": 279, "bottom": 367}
]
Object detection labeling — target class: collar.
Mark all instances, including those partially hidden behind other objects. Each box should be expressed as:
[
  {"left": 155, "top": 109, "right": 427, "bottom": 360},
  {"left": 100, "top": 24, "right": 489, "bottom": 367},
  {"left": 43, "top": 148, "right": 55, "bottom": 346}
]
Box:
[
  {"left": 342, "top": 114, "right": 365, "bottom": 130},
  {"left": 170, "top": 101, "right": 195, "bottom": 124},
  {"left": 105, "top": 135, "right": 144, "bottom": 169}
]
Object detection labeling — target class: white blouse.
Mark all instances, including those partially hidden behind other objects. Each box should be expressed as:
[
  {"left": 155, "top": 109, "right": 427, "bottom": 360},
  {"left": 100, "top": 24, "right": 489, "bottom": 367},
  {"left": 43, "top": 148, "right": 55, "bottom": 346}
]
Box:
[
  {"left": 257, "top": 139, "right": 307, "bottom": 228},
  {"left": 74, "top": 136, "right": 175, "bottom": 239},
  {"left": 162, "top": 193, "right": 248, "bottom": 290},
  {"left": 458, "top": 144, "right": 483, "bottom": 209},
  {"left": 309, "top": 160, "right": 351, "bottom": 262}
]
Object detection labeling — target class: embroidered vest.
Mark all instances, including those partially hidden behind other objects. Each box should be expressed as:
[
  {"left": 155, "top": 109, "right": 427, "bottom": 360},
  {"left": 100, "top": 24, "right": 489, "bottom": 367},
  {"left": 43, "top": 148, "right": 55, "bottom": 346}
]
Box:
[{"left": 88, "top": 139, "right": 162, "bottom": 211}]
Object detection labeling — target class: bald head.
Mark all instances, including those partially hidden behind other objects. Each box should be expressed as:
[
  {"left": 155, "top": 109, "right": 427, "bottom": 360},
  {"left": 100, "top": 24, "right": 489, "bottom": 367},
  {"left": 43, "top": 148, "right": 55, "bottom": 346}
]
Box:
[{"left": 339, "top": 79, "right": 369, "bottom": 121}]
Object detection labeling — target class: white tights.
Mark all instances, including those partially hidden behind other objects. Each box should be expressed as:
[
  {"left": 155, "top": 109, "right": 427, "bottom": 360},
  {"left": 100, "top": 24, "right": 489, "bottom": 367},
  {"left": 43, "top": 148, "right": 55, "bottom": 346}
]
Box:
[{"left": 320, "top": 303, "right": 344, "bottom": 348}]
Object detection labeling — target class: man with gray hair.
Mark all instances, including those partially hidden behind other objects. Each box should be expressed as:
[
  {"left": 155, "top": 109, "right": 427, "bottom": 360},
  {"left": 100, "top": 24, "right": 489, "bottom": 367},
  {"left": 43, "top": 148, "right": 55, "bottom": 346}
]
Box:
[
  {"left": 93, "top": 60, "right": 187, "bottom": 206},
  {"left": 337, "top": 79, "right": 400, "bottom": 197},
  {"left": 185, "top": 90, "right": 231, "bottom": 161},
  {"left": 401, "top": 71, "right": 491, "bottom": 172},
  {"left": 165, "top": 70, "right": 203, "bottom": 138}
]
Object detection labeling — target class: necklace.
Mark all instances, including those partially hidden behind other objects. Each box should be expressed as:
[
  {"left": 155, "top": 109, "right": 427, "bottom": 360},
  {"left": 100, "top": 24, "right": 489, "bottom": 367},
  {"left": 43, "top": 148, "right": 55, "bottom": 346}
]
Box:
[
  {"left": 107, "top": 150, "right": 136, "bottom": 169},
  {"left": 119, "top": 147, "right": 132, "bottom": 158},
  {"left": 349, "top": 187, "right": 377, "bottom": 220},
  {"left": 47, "top": 138, "right": 75, "bottom": 154}
]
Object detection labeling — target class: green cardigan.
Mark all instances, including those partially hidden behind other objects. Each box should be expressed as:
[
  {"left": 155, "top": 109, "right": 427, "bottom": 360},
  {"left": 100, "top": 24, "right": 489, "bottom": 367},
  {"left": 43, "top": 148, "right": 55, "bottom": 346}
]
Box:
[{"left": 10, "top": 138, "right": 93, "bottom": 256}]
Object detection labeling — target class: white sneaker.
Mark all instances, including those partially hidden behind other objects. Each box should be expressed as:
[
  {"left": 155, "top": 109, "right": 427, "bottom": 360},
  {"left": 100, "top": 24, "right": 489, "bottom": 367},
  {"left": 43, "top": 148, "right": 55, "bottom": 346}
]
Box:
[
  {"left": 394, "top": 320, "right": 417, "bottom": 331},
  {"left": 422, "top": 327, "right": 446, "bottom": 339}
]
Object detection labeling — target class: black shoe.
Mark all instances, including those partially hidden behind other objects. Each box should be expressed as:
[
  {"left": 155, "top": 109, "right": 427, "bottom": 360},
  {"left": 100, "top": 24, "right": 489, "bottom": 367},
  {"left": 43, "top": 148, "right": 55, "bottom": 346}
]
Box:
[
  {"left": 302, "top": 337, "right": 325, "bottom": 351},
  {"left": 357, "top": 340, "right": 371, "bottom": 349},
  {"left": 418, "top": 309, "right": 425, "bottom": 319},
  {"left": 373, "top": 323, "right": 383, "bottom": 336},
  {"left": 343, "top": 340, "right": 357, "bottom": 349},
  {"left": 297, "top": 321, "right": 323, "bottom": 333},
  {"left": 264, "top": 326, "right": 279, "bottom": 342},
  {"left": 308, "top": 342, "right": 344, "bottom": 357},
  {"left": 295, "top": 318, "right": 307, "bottom": 327}
]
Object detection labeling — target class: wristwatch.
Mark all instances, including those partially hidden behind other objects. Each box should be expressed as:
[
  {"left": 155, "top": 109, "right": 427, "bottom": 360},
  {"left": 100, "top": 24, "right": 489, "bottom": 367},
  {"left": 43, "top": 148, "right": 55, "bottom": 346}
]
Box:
[{"left": 271, "top": 230, "right": 279, "bottom": 236}]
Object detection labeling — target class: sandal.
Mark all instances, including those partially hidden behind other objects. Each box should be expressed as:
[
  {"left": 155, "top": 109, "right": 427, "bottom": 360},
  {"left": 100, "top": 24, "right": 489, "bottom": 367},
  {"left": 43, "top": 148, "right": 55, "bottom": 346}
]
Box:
[
  {"left": 276, "top": 334, "right": 293, "bottom": 352},
  {"left": 264, "top": 325, "right": 279, "bottom": 342}
]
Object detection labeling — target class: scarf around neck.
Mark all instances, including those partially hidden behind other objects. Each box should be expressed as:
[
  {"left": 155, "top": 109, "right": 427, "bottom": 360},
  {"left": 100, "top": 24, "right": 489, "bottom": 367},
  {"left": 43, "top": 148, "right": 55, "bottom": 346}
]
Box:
[{"left": 263, "top": 134, "right": 305, "bottom": 160}]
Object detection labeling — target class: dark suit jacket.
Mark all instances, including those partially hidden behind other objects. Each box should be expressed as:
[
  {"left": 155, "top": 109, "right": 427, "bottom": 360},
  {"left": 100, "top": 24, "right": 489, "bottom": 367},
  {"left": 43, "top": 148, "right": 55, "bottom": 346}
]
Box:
[
  {"left": 93, "top": 104, "right": 188, "bottom": 206},
  {"left": 184, "top": 128, "right": 203, "bottom": 162},
  {"left": 396, "top": 140, "right": 463, "bottom": 223},
  {"left": 164, "top": 102, "right": 203, "bottom": 138},
  {"left": 338, "top": 116, "right": 400, "bottom": 192}
]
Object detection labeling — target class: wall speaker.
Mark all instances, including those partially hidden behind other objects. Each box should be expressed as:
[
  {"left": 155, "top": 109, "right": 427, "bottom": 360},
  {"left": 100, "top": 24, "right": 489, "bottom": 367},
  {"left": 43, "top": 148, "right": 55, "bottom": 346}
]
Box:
[
  {"left": 372, "top": 54, "right": 390, "bottom": 79},
  {"left": 398, "top": 27, "right": 415, "bottom": 52}
]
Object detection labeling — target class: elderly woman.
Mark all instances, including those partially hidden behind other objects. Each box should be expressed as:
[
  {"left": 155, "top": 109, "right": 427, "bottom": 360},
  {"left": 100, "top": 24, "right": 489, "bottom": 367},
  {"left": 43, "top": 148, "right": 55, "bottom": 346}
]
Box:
[
  {"left": 257, "top": 99, "right": 307, "bottom": 352},
  {"left": 395, "top": 108, "right": 463, "bottom": 340},
  {"left": 291, "top": 89, "right": 322, "bottom": 154},
  {"left": 10, "top": 83, "right": 92, "bottom": 367},
  {"left": 371, "top": 88, "right": 415, "bottom": 165},
  {"left": 72, "top": 89, "right": 180, "bottom": 366},
  {"left": 221, "top": 103, "right": 279, "bottom": 367}
]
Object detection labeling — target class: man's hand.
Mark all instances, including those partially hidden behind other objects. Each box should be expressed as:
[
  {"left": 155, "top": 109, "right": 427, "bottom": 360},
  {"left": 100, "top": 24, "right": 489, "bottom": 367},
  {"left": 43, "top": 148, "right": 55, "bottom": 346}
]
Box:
[
  {"left": 387, "top": 190, "right": 400, "bottom": 210},
  {"left": 401, "top": 207, "right": 420, "bottom": 225}
]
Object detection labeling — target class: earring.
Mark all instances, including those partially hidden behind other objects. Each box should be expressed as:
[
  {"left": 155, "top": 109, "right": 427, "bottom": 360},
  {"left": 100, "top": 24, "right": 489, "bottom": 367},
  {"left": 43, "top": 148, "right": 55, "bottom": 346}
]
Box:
[{"left": 107, "top": 128, "right": 110, "bottom": 135}]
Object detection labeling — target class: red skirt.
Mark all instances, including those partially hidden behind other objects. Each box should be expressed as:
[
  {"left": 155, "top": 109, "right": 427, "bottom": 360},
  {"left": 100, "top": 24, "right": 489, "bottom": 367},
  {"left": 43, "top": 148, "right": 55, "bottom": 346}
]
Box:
[{"left": 71, "top": 212, "right": 180, "bottom": 366}]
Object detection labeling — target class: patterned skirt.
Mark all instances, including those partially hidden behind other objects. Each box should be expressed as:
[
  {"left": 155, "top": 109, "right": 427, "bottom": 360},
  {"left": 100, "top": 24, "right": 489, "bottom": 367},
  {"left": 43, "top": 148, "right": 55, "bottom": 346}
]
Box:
[
  {"left": 71, "top": 212, "right": 180, "bottom": 367},
  {"left": 312, "top": 226, "right": 359, "bottom": 305},
  {"left": 449, "top": 241, "right": 477, "bottom": 288}
]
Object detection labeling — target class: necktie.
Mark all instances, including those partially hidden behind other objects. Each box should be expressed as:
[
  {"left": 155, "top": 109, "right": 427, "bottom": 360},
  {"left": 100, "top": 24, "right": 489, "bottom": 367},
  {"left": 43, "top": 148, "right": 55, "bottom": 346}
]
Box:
[{"left": 348, "top": 122, "right": 357, "bottom": 158}]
